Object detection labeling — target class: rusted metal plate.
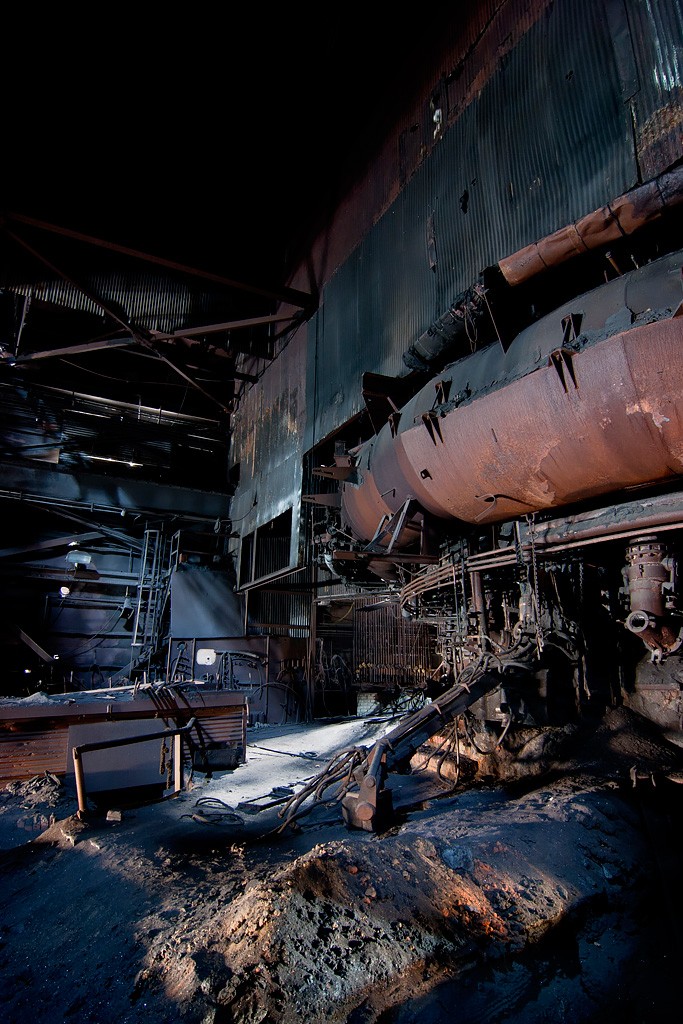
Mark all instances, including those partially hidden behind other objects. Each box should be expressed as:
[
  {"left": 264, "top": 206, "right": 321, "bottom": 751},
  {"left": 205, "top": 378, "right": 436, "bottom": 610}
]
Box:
[{"left": 0, "top": 722, "right": 71, "bottom": 782}]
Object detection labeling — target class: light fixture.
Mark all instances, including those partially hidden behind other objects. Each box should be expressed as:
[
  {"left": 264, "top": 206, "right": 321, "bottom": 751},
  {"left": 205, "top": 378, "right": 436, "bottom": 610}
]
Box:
[
  {"left": 88, "top": 454, "right": 143, "bottom": 468},
  {"left": 64, "top": 549, "right": 99, "bottom": 581},
  {"left": 59, "top": 585, "right": 71, "bottom": 597},
  {"left": 66, "top": 550, "right": 92, "bottom": 567}
]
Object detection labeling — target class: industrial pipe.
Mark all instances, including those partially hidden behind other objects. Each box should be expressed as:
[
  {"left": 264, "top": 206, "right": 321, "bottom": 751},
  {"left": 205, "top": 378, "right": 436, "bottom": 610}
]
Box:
[{"left": 339, "top": 251, "right": 683, "bottom": 548}]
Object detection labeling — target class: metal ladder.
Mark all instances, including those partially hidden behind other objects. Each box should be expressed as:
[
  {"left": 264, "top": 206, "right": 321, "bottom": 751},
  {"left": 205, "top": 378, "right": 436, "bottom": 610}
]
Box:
[{"left": 132, "top": 529, "right": 171, "bottom": 649}]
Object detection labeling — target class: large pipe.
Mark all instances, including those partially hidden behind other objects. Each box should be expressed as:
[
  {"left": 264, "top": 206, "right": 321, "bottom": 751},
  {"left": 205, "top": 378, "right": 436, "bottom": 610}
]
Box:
[
  {"left": 340, "top": 250, "right": 683, "bottom": 547},
  {"left": 498, "top": 167, "right": 683, "bottom": 287}
]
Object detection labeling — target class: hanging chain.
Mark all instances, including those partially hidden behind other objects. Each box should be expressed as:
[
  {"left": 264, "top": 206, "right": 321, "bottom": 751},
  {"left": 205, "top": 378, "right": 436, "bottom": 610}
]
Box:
[{"left": 526, "top": 514, "right": 544, "bottom": 654}]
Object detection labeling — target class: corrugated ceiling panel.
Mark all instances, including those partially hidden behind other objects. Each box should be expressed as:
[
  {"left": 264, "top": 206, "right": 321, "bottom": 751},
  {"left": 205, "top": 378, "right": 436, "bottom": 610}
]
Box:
[{"left": 5, "top": 272, "right": 200, "bottom": 334}]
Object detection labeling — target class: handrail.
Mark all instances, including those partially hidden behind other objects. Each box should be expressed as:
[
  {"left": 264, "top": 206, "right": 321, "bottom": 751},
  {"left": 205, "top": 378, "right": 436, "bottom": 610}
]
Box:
[{"left": 72, "top": 716, "right": 197, "bottom": 817}]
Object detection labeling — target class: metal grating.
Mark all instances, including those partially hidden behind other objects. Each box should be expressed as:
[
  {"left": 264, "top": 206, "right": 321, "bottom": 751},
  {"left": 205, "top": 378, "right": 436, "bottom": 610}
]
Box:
[{"left": 352, "top": 598, "right": 438, "bottom": 690}]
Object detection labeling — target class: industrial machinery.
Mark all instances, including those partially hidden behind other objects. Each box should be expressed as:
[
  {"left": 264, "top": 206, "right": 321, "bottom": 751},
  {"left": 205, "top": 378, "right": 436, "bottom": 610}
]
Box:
[{"left": 311, "top": 242, "right": 683, "bottom": 830}]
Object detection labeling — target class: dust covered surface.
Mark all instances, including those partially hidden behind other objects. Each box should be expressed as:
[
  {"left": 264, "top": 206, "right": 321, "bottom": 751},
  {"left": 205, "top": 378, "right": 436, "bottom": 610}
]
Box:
[{"left": 0, "top": 707, "right": 681, "bottom": 1023}]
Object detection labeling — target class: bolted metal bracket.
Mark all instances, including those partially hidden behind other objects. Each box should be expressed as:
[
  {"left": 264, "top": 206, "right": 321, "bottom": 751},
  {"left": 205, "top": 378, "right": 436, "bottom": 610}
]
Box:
[{"left": 548, "top": 347, "right": 578, "bottom": 392}]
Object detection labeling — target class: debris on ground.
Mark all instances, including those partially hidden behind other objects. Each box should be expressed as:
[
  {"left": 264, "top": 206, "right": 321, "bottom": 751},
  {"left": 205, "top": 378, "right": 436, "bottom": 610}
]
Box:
[{"left": 0, "top": 708, "right": 680, "bottom": 1023}]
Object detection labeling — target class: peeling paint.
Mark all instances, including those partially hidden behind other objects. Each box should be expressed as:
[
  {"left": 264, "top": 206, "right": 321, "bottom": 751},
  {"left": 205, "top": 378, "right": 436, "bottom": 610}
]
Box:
[{"left": 627, "top": 399, "right": 671, "bottom": 429}]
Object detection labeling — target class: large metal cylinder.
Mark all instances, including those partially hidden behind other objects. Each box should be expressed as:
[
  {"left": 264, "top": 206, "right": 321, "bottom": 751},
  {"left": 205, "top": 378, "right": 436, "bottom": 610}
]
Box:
[
  {"left": 624, "top": 538, "right": 669, "bottom": 618},
  {"left": 341, "top": 253, "right": 683, "bottom": 546}
]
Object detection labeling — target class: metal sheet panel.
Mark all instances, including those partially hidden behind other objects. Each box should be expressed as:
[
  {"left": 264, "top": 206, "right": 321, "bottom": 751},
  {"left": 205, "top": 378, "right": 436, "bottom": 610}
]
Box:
[
  {"left": 231, "top": 330, "right": 307, "bottom": 561},
  {"left": 626, "top": 0, "right": 683, "bottom": 177},
  {"left": 170, "top": 567, "right": 243, "bottom": 638},
  {"left": 307, "top": 0, "right": 638, "bottom": 450},
  {"left": 67, "top": 720, "right": 171, "bottom": 791}
]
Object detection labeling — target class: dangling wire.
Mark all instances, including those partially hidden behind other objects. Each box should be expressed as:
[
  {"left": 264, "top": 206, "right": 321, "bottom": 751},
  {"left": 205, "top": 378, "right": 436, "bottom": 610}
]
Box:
[
  {"left": 273, "top": 745, "right": 369, "bottom": 833},
  {"left": 524, "top": 513, "right": 545, "bottom": 656},
  {"left": 412, "top": 717, "right": 463, "bottom": 794}
]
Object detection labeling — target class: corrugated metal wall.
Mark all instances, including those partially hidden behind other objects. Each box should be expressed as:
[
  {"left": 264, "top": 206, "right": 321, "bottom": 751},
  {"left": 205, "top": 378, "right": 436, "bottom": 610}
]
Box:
[
  {"left": 232, "top": 0, "right": 682, "bottom": 592},
  {"left": 306, "top": 198, "right": 440, "bottom": 447},
  {"left": 231, "top": 330, "right": 308, "bottom": 577},
  {"left": 448, "top": 0, "right": 635, "bottom": 263},
  {"left": 307, "top": 0, "right": 638, "bottom": 436},
  {"left": 627, "top": 0, "right": 683, "bottom": 177}
]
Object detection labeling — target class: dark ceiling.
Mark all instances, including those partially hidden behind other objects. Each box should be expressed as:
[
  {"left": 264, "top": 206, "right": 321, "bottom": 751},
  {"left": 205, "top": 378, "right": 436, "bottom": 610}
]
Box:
[
  {"left": 0, "top": 18, "right": 439, "bottom": 687},
  {"left": 1, "top": 18, "right": 434, "bottom": 466},
  {"left": 4, "top": 18, "right": 428, "bottom": 281},
  {"left": 1, "top": 19, "right": 433, "bottom": 502}
]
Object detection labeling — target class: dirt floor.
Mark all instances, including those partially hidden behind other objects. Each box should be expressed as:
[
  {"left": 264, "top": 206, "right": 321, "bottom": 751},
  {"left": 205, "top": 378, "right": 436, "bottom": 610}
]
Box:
[{"left": 1, "top": 705, "right": 682, "bottom": 1023}]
